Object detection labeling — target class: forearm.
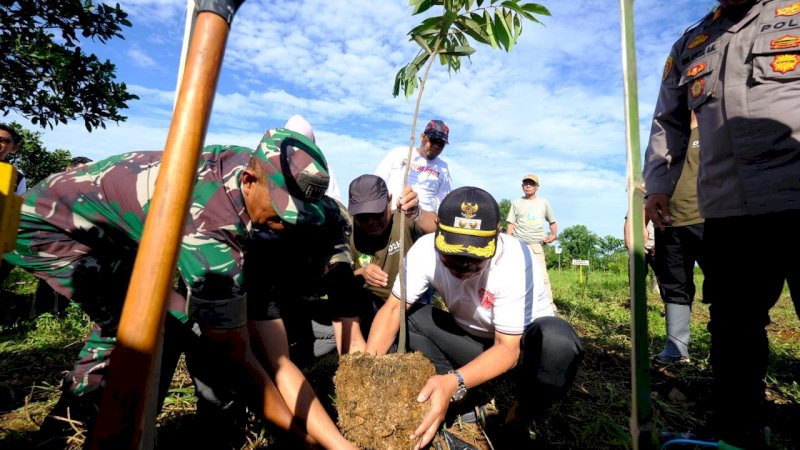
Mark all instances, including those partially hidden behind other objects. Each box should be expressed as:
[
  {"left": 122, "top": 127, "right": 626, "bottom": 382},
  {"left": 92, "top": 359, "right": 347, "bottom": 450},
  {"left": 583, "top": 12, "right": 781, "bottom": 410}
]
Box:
[
  {"left": 549, "top": 223, "right": 557, "bottom": 240},
  {"left": 365, "top": 295, "right": 402, "bottom": 354},
  {"left": 203, "top": 325, "right": 309, "bottom": 441},
  {"left": 416, "top": 210, "right": 438, "bottom": 234},
  {"left": 506, "top": 223, "right": 516, "bottom": 235},
  {"left": 272, "top": 356, "right": 355, "bottom": 449},
  {"left": 457, "top": 338, "right": 520, "bottom": 391},
  {"left": 333, "top": 317, "right": 367, "bottom": 354},
  {"left": 250, "top": 320, "right": 352, "bottom": 449}
]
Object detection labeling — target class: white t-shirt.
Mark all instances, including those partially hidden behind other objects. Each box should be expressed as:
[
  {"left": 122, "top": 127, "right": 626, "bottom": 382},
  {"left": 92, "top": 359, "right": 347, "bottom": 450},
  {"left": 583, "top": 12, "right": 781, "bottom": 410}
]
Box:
[
  {"left": 507, "top": 196, "right": 556, "bottom": 245},
  {"left": 374, "top": 146, "right": 452, "bottom": 213},
  {"left": 392, "top": 234, "right": 555, "bottom": 339}
]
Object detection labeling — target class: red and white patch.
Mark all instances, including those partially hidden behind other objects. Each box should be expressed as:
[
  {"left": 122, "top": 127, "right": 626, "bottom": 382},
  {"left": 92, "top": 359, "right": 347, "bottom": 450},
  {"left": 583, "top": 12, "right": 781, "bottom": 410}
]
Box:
[
  {"left": 686, "top": 63, "right": 707, "bottom": 78},
  {"left": 479, "top": 288, "right": 496, "bottom": 310}
]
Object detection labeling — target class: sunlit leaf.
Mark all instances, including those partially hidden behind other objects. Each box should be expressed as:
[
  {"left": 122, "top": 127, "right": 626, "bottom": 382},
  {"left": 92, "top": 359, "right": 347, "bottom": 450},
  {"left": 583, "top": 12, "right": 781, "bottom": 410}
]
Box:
[
  {"left": 493, "top": 10, "right": 511, "bottom": 51},
  {"left": 455, "top": 17, "right": 489, "bottom": 45},
  {"left": 521, "top": 2, "right": 551, "bottom": 16},
  {"left": 484, "top": 10, "right": 499, "bottom": 49},
  {"left": 439, "top": 45, "right": 476, "bottom": 56},
  {"left": 412, "top": 0, "right": 434, "bottom": 15}
]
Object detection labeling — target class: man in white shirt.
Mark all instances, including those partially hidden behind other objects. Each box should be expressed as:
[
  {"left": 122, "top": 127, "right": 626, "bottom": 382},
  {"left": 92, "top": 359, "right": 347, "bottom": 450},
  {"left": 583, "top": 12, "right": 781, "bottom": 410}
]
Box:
[
  {"left": 374, "top": 119, "right": 453, "bottom": 213},
  {"left": 365, "top": 187, "right": 583, "bottom": 449}
]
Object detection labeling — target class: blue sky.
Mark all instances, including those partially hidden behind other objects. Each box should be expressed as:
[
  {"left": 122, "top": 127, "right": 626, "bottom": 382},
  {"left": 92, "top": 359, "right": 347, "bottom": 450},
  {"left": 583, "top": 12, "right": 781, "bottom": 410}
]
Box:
[{"left": 7, "top": 0, "right": 718, "bottom": 239}]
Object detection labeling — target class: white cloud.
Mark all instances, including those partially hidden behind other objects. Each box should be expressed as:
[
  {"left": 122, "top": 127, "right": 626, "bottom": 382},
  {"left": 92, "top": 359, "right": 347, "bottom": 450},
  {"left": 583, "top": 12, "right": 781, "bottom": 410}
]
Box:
[
  {"left": 127, "top": 45, "right": 157, "bottom": 68},
  {"left": 20, "top": 0, "right": 717, "bottom": 239}
]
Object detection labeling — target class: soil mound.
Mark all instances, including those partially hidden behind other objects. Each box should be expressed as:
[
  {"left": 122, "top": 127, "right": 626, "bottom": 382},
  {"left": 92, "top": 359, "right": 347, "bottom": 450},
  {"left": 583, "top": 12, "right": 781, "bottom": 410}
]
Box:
[{"left": 335, "top": 352, "right": 435, "bottom": 450}]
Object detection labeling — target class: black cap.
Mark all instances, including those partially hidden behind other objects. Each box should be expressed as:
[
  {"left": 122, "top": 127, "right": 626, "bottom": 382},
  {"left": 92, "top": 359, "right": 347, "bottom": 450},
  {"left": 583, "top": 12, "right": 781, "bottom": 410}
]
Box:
[
  {"left": 423, "top": 119, "right": 449, "bottom": 144},
  {"left": 435, "top": 187, "right": 500, "bottom": 260},
  {"left": 348, "top": 175, "right": 389, "bottom": 215}
]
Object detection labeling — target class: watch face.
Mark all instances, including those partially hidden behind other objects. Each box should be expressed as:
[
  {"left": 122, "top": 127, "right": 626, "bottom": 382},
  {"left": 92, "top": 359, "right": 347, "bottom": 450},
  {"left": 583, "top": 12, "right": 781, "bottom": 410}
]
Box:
[{"left": 452, "top": 388, "right": 467, "bottom": 402}]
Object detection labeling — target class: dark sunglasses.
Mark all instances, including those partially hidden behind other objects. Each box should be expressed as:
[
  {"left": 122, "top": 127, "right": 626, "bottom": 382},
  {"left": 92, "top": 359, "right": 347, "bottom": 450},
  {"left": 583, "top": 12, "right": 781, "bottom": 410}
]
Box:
[{"left": 429, "top": 138, "right": 446, "bottom": 147}]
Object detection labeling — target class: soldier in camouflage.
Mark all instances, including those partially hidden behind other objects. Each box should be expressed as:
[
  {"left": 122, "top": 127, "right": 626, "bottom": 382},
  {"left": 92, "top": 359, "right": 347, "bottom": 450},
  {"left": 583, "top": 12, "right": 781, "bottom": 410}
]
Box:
[{"left": 5, "top": 129, "right": 358, "bottom": 449}]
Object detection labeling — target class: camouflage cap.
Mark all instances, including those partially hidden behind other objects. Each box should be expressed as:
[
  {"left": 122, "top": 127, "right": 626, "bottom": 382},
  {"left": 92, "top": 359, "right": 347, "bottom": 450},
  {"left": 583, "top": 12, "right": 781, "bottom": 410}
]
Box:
[{"left": 255, "top": 128, "right": 330, "bottom": 225}]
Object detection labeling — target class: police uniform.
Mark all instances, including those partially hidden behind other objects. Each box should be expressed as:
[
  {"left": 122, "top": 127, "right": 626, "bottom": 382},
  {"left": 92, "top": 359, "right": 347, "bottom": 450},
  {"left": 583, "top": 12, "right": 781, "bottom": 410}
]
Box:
[{"left": 643, "top": 1, "right": 800, "bottom": 447}]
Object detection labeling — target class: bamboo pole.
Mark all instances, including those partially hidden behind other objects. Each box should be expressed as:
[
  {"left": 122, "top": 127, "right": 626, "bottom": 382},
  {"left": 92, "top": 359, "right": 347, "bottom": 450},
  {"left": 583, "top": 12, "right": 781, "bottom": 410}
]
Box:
[
  {"left": 90, "top": 9, "right": 234, "bottom": 449},
  {"left": 618, "top": 1, "right": 655, "bottom": 449},
  {"left": 398, "top": 40, "right": 440, "bottom": 354}
]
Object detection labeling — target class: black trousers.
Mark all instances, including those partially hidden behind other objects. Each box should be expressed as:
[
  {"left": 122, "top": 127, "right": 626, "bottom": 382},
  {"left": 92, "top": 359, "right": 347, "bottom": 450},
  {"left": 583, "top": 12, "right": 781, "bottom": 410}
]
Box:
[
  {"left": 654, "top": 223, "right": 705, "bottom": 306},
  {"left": 704, "top": 211, "right": 800, "bottom": 447},
  {"left": 407, "top": 305, "right": 583, "bottom": 416}
]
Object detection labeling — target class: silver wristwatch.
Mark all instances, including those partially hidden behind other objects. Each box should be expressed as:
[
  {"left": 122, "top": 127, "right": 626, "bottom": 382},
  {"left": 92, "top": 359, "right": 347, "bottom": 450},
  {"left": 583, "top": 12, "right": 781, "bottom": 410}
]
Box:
[{"left": 448, "top": 370, "right": 467, "bottom": 402}]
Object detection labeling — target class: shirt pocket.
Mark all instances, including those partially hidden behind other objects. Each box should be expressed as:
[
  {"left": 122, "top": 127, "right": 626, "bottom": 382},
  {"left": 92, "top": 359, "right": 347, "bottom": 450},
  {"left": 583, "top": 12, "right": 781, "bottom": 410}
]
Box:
[
  {"left": 752, "top": 32, "right": 800, "bottom": 82},
  {"left": 678, "top": 52, "right": 719, "bottom": 110}
]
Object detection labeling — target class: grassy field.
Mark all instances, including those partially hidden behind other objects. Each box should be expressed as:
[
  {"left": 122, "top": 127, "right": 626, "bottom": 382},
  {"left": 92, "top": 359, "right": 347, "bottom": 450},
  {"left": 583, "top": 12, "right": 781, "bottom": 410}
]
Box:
[{"left": 0, "top": 267, "right": 798, "bottom": 449}]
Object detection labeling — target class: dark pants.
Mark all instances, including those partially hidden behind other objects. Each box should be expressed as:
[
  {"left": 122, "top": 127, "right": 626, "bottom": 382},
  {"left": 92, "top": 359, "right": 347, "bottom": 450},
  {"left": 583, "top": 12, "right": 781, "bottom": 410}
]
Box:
[
  {"left": 654, "top": 223, "right": 705, "bottom": 306},
  {"left": 407, "top": 305, "right": 583, "bottom": 416},
  {"left": 704, "top": 211, "right": 800, "bottom": 448}
]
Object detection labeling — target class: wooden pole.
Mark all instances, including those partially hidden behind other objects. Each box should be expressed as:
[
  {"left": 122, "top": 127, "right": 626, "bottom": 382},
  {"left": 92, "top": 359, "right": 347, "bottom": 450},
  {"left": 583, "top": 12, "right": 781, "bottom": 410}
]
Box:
[
  {"left": 90, "top": 9, "right": 234, "bottom": 449},
  {"left": 619, "top": 1, "right": 655, "bottom": 449}
]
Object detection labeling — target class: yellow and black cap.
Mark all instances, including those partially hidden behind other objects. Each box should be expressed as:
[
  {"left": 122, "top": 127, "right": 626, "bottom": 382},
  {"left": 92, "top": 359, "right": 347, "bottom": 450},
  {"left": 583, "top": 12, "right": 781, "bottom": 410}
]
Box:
[{"left": 435, "top": 187, "right": 500, "bottom": 260}]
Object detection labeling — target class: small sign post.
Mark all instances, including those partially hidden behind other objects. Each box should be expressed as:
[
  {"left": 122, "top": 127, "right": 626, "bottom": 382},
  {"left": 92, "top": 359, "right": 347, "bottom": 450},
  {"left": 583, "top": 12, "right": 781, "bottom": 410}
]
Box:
[
  {"left": 555, "top": 246, "right": 562, "bottom": 271},
  {"left": 572, "top": 259, "right": 590, "bottom": 283}
]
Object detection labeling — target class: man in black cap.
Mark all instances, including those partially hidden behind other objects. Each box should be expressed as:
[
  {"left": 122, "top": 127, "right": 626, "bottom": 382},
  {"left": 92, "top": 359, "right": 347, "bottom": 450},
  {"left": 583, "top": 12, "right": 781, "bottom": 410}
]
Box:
[
  {"left": 345, "top": 175, "right": 436, "bottom": 349},
  {"left": 375, "top": 119, "right": 453, "bottom": 213},
  {"left": 365, "top": 187, "right": 583, "bottom": 449}
]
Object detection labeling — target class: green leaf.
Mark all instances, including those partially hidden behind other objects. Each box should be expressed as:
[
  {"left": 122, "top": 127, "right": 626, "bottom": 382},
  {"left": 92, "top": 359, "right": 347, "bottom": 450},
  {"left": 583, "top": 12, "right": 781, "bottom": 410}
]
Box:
[
  {"left": 500, "top": 0, "right": 524, "bottom": 14},
  {"left": 439, "top": 45, "right": 476, "bottom": 56},
  {"left": 493, "top": 10, "right": 511, "bottom": 51},
  {"left": 442, "top": 10, "right": 458, "bottom": 31},
  {"left": 412, "top": 0, "right": 434, "bottom": 15},
  {"left": 455, "top": 16, "right": 490, "bottom": 45},
  {"left": 521, "top": 2, "right": 551, "bottom": 16},
  {"left": 483, "top": 10, "right": 499, "bottom": 49},
  {"left": 408, "top": 16, "right": 443, "bottom": 37},
  {"left": 502, "top": 11, "right": 516, "bottom": 50}
]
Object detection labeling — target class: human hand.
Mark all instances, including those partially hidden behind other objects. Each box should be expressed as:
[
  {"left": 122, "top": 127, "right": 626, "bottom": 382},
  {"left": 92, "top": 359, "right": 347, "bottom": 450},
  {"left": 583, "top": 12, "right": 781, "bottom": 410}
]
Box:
[
  {"left": 645, "top": 193, "right": 672, "bottom": 230},
  {"left": 543, "top": 235, "right": 556, "bottom": 245},
  {"left": 410, "top": 374, "right": 457, "bottom": 449},
  {"left": 363, "top": 263, "right": 389, "bottom": 288},
  {"left": 398, "top": 186, "right": 421, "bottom": 220}
]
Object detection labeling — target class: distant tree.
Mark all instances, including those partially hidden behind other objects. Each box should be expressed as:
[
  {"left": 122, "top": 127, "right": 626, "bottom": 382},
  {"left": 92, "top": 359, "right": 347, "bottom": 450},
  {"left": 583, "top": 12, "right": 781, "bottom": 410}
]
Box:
[
  {"left": 0, "top": 0, "right": 138, "bottom": 131},
  {"left": 499, "top": 198, "right": 511, "bottom": 232},
  {"left": 596, "top": 235, "right": 626, "bottom": 271},
  {"left": 598, "top": 235, "right": 625, "bottom": 256},
  {"left": 559, "top": 224, "right": 599, "bottom": 264},
  {"left": 7, "top": 123, "right": 71, "bottom": 186}
]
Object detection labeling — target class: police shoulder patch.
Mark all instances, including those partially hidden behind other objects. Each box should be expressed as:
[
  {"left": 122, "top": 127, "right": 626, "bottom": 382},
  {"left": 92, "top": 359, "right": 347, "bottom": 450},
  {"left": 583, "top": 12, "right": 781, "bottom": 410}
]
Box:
[{"left": 662, "top": 56, "right": 674, "bottom": 81}]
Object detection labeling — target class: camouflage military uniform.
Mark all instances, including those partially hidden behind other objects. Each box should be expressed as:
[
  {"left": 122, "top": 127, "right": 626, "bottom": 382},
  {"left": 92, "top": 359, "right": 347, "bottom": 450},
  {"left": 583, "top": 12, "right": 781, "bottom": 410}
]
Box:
[
  {"left": 5, "top": 145, "right": 255, "bottom": 395},
  {"left": 5, "top": 128, "right": 329, "bottom": 401}
]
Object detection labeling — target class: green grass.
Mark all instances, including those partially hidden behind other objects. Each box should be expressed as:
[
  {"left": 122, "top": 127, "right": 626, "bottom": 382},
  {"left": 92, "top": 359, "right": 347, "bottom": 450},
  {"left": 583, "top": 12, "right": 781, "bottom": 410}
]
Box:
[{"left": 1, "top": 267, "right": 798, "bottom": 449}]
